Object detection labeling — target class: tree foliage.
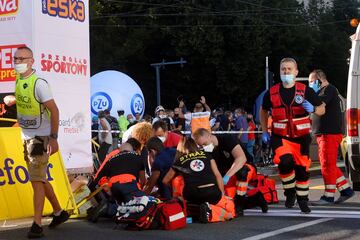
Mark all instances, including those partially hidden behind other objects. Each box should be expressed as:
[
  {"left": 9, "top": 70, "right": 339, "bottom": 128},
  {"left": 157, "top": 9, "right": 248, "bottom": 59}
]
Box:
[{"left": 90, "top": 0, "right": 359, "bottom": 113}]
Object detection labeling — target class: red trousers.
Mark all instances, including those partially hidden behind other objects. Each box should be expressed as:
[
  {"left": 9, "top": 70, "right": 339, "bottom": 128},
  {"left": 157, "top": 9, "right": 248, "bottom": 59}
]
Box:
[{"left": 316, "top": 134, "right": 349, "bottom": 198}]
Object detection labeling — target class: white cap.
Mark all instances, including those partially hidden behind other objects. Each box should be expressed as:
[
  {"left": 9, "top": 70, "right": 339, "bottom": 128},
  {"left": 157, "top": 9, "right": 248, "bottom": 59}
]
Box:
[{"left": 155, "top": 105, "right": 165, "bottom": 113}]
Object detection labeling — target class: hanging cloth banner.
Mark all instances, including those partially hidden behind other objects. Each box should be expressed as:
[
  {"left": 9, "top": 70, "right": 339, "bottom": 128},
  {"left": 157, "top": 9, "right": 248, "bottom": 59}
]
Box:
[{"left": 0, "top": 127, "right": 77, "bottom": 220}]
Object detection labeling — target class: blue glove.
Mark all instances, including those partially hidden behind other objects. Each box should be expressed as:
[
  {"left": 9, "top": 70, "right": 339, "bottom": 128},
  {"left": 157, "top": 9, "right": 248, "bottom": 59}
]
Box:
[
  {"left": 302, "top": 100, "right": 314, "bottom": 113},
  {"left": 262, "top": 132, "right": 270, "bottom": 144},
  {"left": 223, "top": 175, "right": 230, "bottom": 185}
]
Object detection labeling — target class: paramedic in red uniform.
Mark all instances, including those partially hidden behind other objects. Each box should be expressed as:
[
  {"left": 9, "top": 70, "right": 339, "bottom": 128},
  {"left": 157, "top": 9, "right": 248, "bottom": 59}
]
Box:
[
  {"left": 260, "top": 58, "right": 325, "bottom": 213},
  {"left": 308, "top": 69, "right": 354, "bottom": 205}
]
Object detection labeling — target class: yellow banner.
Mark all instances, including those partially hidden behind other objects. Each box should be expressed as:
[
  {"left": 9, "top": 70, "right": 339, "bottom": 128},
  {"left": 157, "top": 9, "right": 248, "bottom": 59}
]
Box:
[{"left": 0, "top": 127, "right": 77, "bottom": 220}]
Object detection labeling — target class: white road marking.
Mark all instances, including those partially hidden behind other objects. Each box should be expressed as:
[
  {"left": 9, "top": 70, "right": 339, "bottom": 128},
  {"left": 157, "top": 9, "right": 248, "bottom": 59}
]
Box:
[
  {"left": 270, "top": 204, "right": 360, "bottom": 211},
  {"left": 1, "top": 220, "right": 18, "bottom": 228},
  {"left": 245, "top": 209, "right": 360, "bottom": 219},
  {"left": 241, "top": 218, "right": 333, "bottom": 240}
]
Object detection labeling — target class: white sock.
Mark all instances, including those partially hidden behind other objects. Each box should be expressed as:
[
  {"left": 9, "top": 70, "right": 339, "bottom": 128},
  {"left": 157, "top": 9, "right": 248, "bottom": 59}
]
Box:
[{"left": 54, "top": 210, "right": 63, "bottom": 216}]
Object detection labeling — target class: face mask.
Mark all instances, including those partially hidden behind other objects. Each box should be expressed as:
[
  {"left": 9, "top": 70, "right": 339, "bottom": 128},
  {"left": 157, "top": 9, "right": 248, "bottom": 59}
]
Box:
[
  {"left": 280, "top": 74, "right": 295, "bottom": 85},
  {"left": 203, "top": 143, "right": 215, "bottom": 152},
  {"left": 159, "top": 114, "right": 167, "bottom": 119},
  {"left": 14, "top": 63, "right": 28, "bottom": 74},
  {"left": 309, "top": 79, "right": 321, "bottom": 93},
  {"left": 129, "top": 119, "right": 134, "bottom": 123},
  {"left": 158, "top": 136, "right": 166, "bottom": 142}
]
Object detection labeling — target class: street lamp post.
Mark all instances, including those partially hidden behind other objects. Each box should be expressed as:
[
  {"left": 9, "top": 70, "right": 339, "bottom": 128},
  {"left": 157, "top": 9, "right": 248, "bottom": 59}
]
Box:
[{"left": 150, "top": 58, "right": 187, "bottom": 106}]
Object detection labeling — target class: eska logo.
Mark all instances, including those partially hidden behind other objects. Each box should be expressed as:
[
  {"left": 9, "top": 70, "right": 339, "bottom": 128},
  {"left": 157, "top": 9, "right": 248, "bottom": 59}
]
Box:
[
  {"left": 0, "top": 44, "right": 25, "bottom": 82},
  {"left": 41, "top": 0, "right": 85, "bottom": 22},
  {"left": 0, "top": 0, "right": 18, "bottom": 16}
]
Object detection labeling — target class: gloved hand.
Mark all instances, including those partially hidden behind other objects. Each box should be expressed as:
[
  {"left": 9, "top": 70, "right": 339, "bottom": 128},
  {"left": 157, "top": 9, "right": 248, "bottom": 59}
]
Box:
[
  {"left": 302, "top": 100, "right": 315, "bottom": 113},
  {"left": 262, "top": 132, "right": 270, "bottom": 144},
  {"left": 223, "top": 175, "right": 230, "bottom": 185}
]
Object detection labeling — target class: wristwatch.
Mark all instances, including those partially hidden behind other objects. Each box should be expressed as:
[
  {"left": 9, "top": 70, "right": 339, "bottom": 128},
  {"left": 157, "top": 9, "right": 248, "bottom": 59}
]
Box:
[{"left": 50, "top": 133, "right": 58, "bottom": 140}]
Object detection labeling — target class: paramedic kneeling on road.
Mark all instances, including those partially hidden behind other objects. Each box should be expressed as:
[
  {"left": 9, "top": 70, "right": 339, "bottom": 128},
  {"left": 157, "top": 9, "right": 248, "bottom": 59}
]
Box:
[
  {"left": 192, "top": 128, "right": 267, "bottom": 216},
  {"left": 93, "top": 143, "right": 146, "bottom": 204},
  {"left": 260, "top": 57, "right": 325, "bottom": 214},
  {"left": 163, "top": 137, "right": 224, "bottom": 221}
]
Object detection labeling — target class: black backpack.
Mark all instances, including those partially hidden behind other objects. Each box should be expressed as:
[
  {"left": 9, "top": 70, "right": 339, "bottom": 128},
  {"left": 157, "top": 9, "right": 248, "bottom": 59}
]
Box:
[{"left": 105, "top": 115, "right": 120, "bottom": 138}]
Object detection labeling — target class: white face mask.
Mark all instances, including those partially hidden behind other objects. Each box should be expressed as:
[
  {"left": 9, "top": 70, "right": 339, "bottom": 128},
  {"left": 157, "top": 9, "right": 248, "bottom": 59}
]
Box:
[
  {"left": 203, "top": 143, "right": 215, "bottom": 152},
  {"left": 158, "top": 136, "right": 166, "bottom": 142},
  {"left": 14, "top": 63, "right": 28, "bottom": 74}
]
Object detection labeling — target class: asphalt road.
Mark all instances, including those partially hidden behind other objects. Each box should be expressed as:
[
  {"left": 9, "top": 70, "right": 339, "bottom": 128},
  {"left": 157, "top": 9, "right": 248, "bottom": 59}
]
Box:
[{"left": 1, "top": 176, "right": 360, "bottom": 240}]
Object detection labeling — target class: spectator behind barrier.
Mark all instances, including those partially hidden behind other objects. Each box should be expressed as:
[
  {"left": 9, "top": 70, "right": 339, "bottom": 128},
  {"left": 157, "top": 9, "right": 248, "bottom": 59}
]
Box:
[{"left": 152, "top": 120, "right": 182, "bottom": 148}]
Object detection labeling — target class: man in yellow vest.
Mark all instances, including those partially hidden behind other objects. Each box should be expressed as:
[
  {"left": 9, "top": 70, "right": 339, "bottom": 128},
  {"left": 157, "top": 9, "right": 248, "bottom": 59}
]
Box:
[{"left": 9, "top": 46, "right": 69, "bottom": 238}]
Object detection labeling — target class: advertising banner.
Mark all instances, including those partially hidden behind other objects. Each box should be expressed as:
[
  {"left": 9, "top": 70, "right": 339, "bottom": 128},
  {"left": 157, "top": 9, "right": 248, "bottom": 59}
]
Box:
[
  {"left": 33, "top": 0, "right": 91, "bottom": 173},
  {"left": 0, "top": 127, "right": 76, "bottom": 220},
  {"left": 0, "top": 0, "right": 92, "bottom": 173},
  {"left": 0, "top": 0, "right": 32, "bottom": 93},
  {"left": 91, "top": 71, "right": 145, "bottom": 119}
]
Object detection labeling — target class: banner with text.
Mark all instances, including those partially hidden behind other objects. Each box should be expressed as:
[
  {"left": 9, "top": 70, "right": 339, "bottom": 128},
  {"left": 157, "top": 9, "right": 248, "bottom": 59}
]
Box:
[{"left": 0, "top": 0, "right": 92, "bottom": 173}]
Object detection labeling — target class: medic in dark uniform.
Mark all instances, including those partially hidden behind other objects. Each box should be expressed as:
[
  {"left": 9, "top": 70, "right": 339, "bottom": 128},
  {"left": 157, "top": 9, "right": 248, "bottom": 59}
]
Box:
[
  {"left": 193, "top": 128, "right": 268, "bottom": 216},
  {"left": 93, "top": 143, "right": 146, "bottom": 204},
  {"left": 260, "top": 57, "right": 325, "bottom": 213}
]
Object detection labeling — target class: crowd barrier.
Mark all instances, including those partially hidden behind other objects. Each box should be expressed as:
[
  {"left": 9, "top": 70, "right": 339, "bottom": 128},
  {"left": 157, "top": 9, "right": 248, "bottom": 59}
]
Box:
[
  {"left": 91, "top": 130, "right": 264, "bottom": 134},
  {"left": 0, "top": 127, "right": 78, "bottom": 221}
]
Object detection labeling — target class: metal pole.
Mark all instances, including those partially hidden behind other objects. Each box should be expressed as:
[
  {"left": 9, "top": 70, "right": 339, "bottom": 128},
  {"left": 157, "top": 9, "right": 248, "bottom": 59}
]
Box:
[
  {"left": 265, "top": 56, "right": 269, "bottom": 90},
  {"left": 151, "top": 58, "right": 187, "bottom": 106},
  {"left": 155, "top": 66, "right": 161, "bottom": 106}
]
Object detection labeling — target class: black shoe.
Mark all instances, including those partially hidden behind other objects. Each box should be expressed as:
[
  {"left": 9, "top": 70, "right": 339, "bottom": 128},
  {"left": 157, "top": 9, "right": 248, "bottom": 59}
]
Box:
[
  {"left": 88, "top": 200, "right": 108, "bottom": 223},
  {"left": 244, "top": 192, "right": 268, "bottom": 213},
  {"left": 311, "top": 196, "right": 334, "bottom": 206},
  {"left": 285, "top": 193, "right": 296, "bottom": 208},
  {"left": 256, "top": 192, "right": 269, "bottom": 213},
  {"left": 27, "top": 222, "right": 44, "bottom": 239},
  {"left": 298, "top": 200, "right": 311, "bottom": 214},
  {"left": 199, "top": 203, "right": 211, "bottom": 223},
  {"left": 48, "top": 210, "right": 70, "bottom": 229},
  {"left": 235, "top": 206, "right": 244, "bottom": 217},
  {"left": 234, "top": 195, "right": 246, "bottom": 217},
  {"left": 335, "top": 188, "right": 355, "bottom": 204}
]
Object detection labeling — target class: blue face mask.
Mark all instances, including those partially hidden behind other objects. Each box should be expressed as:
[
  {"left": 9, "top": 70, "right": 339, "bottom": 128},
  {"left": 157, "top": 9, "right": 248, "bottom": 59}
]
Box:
[
  {"left": 309, "top": 79, "right": 321, "bottom": 93},
  {"left": 280, "top": 74, "right": 295, "bottom": 85}
]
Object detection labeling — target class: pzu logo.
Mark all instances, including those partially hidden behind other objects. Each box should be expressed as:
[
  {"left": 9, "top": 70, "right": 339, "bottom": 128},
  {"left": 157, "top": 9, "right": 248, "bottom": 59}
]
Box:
[
  {"left": 131, "top": 94, "right": 144, "bottom": 116},
  {"left": 91, "top": 92, "right": 112, "bottom": 115}
]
